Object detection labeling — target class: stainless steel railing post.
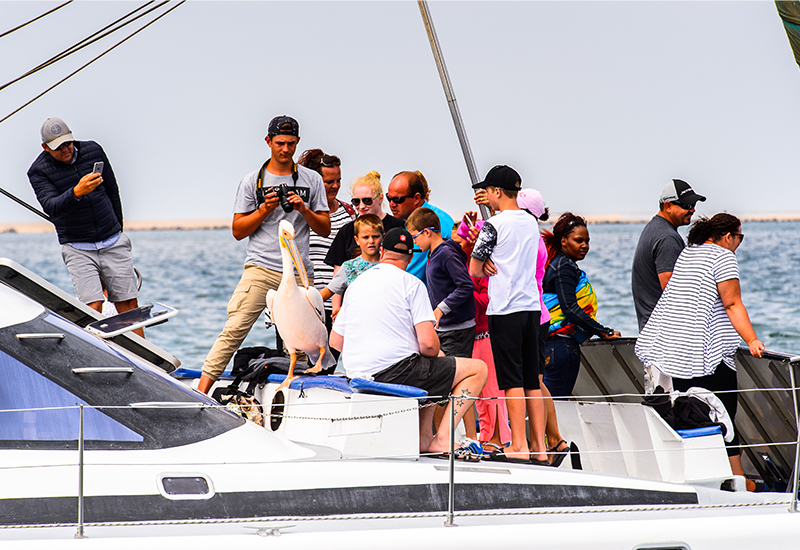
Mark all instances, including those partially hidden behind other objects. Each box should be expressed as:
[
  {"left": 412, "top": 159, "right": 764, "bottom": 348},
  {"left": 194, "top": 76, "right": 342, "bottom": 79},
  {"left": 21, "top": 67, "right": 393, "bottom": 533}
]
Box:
[
  {"left": 445, "top": 394, "right": 457, "bottom": 527},
  {"left": 789, "top": 357, "right": 800, "bottom": 513},
  {"left": 75, "top": 404, "right": 87, "bottom": 539}
]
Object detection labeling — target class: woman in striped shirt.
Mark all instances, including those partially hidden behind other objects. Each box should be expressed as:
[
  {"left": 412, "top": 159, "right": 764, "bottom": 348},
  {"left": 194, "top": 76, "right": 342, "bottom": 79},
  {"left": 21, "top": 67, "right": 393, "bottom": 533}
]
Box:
[
  {"left": 298, "top": 150, "right": 356, "bottom": 348},
  {"left": 635, "top": 213, "right": 764, "bottom": 489}
]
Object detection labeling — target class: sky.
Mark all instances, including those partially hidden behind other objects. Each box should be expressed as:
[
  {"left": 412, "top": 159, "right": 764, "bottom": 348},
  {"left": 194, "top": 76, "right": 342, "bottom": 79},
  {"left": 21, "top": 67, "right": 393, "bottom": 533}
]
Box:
[{"left": 1, "top": 1, "right": 799, "bottom": 225}]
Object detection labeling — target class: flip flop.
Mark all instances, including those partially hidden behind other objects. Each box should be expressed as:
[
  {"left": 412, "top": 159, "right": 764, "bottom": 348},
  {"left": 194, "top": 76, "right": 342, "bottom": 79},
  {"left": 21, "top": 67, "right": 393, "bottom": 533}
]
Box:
[{"left": 486, "top": 450, "right": 531, "bottom": 465}]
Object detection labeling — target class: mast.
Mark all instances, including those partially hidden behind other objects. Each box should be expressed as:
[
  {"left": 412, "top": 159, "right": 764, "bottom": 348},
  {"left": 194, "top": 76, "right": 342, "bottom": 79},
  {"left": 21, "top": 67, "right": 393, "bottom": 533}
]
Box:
[{"left": 418, "top": 1, "right": 491, "bottom": 220}]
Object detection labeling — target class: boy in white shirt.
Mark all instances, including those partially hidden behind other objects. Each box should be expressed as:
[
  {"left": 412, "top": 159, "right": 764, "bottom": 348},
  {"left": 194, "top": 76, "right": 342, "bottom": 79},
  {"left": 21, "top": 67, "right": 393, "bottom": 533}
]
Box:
[{"left": 469, "top": 165, "right": 548, "bottom": 466}]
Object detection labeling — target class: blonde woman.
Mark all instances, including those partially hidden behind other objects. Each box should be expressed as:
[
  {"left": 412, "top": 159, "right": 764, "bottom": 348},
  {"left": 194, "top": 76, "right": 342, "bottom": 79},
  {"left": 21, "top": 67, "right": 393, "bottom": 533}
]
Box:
[{"left": 324, "top": 171, "right": 405, "bottom": 269}]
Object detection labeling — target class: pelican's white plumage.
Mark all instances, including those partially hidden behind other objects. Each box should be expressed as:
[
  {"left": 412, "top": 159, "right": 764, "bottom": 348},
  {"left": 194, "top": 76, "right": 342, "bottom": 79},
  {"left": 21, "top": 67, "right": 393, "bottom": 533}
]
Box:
[{"left": 266, "top": 220, "right": 335, "bottom": 385}]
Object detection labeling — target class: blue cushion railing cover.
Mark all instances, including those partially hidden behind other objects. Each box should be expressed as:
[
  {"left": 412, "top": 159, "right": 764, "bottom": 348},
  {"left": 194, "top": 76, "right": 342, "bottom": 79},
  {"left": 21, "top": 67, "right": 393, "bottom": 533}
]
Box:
[
  {"left": 676, "top": 425, "right": 723, "bottom": 439},
  {"left": 267, "top": 374, "right": 353, "bottom": 394}
]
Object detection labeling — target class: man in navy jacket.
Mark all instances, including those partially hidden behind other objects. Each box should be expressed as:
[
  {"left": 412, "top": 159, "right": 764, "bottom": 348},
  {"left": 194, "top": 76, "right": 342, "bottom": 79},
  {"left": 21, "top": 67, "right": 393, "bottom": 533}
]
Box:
[{"left": 27, "top": 118, "right": 140, "bottom": 322}]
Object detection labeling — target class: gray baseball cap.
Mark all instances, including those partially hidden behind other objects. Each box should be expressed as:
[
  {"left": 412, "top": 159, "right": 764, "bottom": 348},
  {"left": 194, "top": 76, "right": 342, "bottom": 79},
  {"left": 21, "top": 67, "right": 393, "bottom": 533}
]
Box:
[{"left": 41, "top": 117, "right": 74, "bottom": 149}]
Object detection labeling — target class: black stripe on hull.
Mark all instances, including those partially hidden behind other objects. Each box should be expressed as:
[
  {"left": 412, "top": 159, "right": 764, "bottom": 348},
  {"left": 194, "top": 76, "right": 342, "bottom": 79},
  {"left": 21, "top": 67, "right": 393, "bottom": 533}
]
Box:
[{"left": 0, "top": 483, "right": 698, "bottom": 525}]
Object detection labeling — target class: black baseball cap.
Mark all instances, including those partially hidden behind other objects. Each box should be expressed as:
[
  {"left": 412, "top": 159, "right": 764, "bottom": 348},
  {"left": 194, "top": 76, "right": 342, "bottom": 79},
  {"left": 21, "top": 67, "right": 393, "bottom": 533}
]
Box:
[
  {"left": 472, "top": 165, "right": 522, "bottom": 191},
  {"left": 382, "top": 227, "right": 415, "bottom": 255},
  {"left": 659, "top": 179, "right": 706, "bottom": 207},
  {"left": 267, "top": 115, "right": 299, "bottom": 137}
]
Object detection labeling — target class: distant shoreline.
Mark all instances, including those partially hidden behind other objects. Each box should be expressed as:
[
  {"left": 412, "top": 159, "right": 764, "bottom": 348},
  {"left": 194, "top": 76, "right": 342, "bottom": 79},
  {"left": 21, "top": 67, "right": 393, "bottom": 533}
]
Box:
[{"left": 2, "top": 215, "right": 799, "bottom": 234}]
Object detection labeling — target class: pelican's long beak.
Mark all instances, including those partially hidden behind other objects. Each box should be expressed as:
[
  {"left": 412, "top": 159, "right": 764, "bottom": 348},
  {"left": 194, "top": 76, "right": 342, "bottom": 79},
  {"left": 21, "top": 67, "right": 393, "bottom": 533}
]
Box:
[{"left": 280, "top": 227, "right": 310, "bottom": 288}]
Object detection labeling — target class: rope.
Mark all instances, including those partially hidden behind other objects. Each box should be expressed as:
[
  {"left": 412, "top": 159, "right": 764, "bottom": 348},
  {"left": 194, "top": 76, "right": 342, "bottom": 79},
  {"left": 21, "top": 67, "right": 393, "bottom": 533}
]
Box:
[
  {"left": 0, "top": 1, "right": 73, "bottom": 40},
  {"left": 0, "top": 1, "right": 162, "bottom": 93},
  {"left": 0, "top": 0, "right": 185, "bottom": 125}
]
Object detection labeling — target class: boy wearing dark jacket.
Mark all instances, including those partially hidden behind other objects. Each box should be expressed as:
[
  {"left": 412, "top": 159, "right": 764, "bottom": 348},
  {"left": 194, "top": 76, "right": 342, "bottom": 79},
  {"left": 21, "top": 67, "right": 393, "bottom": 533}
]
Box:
[{"left": 407, "top": 207, "right": 476, "bottom": 358}]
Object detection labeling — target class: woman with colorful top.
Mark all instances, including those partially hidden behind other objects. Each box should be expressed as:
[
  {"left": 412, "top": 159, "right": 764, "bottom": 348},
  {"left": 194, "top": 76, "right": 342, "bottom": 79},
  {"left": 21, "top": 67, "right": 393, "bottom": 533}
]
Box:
[
  {"left": 635, "top": 213, "right": 764, "bottom": 490},
  {"left": 542, "top": 213, "right": 620, "bottom": 397}
]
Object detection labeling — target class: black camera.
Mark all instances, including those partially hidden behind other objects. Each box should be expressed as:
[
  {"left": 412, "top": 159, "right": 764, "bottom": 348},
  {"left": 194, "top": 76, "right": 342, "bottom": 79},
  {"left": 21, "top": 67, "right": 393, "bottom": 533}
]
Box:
[{"left": 274, "top": 183, "right": 293, "bottom": 213}]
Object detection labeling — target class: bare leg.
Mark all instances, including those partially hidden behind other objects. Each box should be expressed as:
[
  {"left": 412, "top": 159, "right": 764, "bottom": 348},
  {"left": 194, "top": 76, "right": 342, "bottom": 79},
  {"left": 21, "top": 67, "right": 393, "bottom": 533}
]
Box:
[
  {"left": 729, "top": 454, "right": 757, "bottom": 491},
  {"left": 525, "top": 388, "right": 547, "bottom": 462},
  {"left": 464, "top": 404, "right": 477, "bottom": 440},
  {"left": 419, "top": 405, "right": 436, "bottom": 453},
  {"left": 86, "top": 301, "right": 103, "bottom": 313},
  {"left": 503, "top": 387, "right": 529, "bottom": 460},
  {"left": 114, "top": 298, "right": 144, "bottom": 338},
  {"left": 540, "top": 376, "right": 568, "bottom": 458},
  {"left": 426, "top": 358, "right": 487, "bottom": 454}
]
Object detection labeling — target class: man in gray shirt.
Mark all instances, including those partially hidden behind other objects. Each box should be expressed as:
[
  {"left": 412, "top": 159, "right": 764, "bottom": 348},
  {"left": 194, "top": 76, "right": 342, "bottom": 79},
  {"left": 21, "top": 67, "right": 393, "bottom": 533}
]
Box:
[
  {"left": 631, "top": 179, "right": 706, "bottom": 331},
  {"left": 198, "top": 115, "right": 330, "bottom": 394}
]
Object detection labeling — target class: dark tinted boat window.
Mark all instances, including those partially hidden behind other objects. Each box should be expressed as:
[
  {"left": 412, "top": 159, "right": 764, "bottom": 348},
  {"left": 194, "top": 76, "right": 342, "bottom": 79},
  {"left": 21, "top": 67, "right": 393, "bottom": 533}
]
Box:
[{"left": 0, "top": 350, "right": 142, "bottom": 442}]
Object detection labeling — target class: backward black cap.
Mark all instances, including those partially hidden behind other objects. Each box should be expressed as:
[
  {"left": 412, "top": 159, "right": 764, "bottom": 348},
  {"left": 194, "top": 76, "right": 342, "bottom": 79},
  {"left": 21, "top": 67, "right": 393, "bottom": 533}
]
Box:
[{"left": 268, "top": 115, "right": 299, "bottom": 137}]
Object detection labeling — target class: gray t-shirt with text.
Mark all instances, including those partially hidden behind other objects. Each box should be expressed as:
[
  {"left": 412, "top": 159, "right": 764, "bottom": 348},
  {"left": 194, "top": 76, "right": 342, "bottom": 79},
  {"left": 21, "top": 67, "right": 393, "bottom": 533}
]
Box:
[{"left": 233, "top": 164, "right": 328, "bottom": 276}]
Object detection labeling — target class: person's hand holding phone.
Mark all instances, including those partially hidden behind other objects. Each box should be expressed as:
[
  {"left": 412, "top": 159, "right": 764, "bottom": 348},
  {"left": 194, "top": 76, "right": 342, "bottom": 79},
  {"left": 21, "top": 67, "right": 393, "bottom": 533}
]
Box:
[{"left": 73, "top": 165, "right": 104, "bottom": 198}]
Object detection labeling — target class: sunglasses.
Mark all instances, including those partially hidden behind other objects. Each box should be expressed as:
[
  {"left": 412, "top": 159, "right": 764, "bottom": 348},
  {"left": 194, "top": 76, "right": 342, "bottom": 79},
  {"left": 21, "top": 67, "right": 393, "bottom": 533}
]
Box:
[
  {"left": 320, "top": 155, "right": 341, "bottom": 167},
  {"left": 351, "top": 196, "right": 378, "bottom": 207},
  {"left": 411, "top": 227, "right": 439, "bottom": 240},
  {"left": 732, "top": 232, "right": 745, "bottom": 241},
  {"left": 54, "top": 141, "right": 73, "bottom": 151},
  {"left": 673, "top": 201, "right": 695, "bottom": 211},
  {"left": 386, "top": 194, "right": 415, "bottom": 204}
]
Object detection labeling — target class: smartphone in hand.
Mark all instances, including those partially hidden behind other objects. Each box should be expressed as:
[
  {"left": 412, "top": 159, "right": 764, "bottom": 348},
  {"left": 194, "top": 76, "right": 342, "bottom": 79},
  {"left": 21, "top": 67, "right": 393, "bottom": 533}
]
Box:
[
  {"left": 462, "top": 213, "right": 476, "bottom": 231},
  {"left": 92, "top": 161, "right": 104, "bottom": 174}
]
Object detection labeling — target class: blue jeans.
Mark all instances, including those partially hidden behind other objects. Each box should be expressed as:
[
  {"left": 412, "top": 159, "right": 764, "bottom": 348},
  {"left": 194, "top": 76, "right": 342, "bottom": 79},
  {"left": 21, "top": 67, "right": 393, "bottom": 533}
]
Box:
[{"left": 543, "top": 337, "right": 582, "bottom": 397}]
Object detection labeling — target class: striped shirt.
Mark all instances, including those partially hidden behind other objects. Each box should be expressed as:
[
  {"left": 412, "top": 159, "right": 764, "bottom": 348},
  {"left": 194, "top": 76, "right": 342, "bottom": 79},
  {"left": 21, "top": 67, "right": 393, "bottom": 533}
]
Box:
[
  {"left": 309, "top": 200, "right": 355, "bottom": 310},
  {"left": 635, "top": 243, "right": 740, "bottom": 379}
]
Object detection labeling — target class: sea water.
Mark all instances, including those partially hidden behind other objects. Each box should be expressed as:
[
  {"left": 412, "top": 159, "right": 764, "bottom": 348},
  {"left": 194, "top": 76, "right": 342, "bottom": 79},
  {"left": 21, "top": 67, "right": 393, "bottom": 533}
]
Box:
[{"left": 1, "top": 221, "right": 798, "bottom": 370}]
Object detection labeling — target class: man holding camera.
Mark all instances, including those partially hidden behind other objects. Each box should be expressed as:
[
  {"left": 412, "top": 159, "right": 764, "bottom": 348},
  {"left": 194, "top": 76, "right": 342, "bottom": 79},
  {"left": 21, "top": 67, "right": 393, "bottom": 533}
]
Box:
[
  {"left": 27, "top": 117, "right": 141, "bottom": 325},
  {"left": 197, "top": 115, "right": 330, "bottom": 394}
]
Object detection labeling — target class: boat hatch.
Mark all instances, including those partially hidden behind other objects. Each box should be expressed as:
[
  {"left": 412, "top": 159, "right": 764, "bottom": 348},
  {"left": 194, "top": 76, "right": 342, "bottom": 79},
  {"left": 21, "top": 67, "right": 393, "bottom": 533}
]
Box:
[
  {"left": 158, "top": 473, "right": 215, "bottom": 500},
  {"left": 0, "top": 310, "right": 244, "bottom": 450}
]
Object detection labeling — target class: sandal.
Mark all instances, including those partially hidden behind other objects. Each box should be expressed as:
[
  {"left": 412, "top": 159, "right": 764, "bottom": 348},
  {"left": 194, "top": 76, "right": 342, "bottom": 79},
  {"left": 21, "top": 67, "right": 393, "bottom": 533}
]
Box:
[{"left": 547, "top": 439, "right": 570, "bottom": 468}]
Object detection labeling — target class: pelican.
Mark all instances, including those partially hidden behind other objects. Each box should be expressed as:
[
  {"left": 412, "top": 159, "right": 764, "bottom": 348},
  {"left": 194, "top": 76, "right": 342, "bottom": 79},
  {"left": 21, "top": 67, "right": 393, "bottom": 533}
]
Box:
[{"left": 266, "top": 220, "right": 335, "bottom": 388}]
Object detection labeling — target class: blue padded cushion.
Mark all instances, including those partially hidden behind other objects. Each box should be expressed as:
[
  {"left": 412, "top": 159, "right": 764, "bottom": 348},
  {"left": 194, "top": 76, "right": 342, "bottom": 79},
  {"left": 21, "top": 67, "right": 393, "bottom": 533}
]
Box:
[
  {"left": 172, "top": 368, "right": 235, "bottom": 380},
  {"left": 267, "top": 374, "right": 353, "bottom": 394},
  {"left": 676, "top": 425, "right": 723, "bottom": 439},
  {"left": 349, "top": 377, "right": 428, "bottom": 398}
]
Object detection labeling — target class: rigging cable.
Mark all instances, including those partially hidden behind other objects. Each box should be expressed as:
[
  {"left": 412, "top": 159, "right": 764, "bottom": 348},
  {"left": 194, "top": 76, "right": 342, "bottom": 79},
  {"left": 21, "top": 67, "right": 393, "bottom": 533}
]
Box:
[
  {"left": 0, "top": 1, "right": 162, "bottom": 93},
  {"left": 0, "top": 0, "right": 186, "bottom": 126},
  {"left": 0, "top": 0, "right": 73, "bottom": 40}
]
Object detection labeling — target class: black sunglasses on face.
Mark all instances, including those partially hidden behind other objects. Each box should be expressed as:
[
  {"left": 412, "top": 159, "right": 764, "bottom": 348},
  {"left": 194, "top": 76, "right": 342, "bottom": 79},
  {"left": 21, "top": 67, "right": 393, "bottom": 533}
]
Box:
[
  {"left": 54, "top": 141, "right": 73, "bottom": 151},
  {"left": 387, "top": 194, "right": 414, "bottom": 204},
  {"left": 732, "top": 232, "right": 744, "bottom": 242},
  {"left": 351, "top": 196, "right": 377, "bottom": 207},
  {"left": 673, "top": 201, "right": 695, "bottom": 211},
  {"left": 320, "top": 155, "right": 341, "bottom": 167}
]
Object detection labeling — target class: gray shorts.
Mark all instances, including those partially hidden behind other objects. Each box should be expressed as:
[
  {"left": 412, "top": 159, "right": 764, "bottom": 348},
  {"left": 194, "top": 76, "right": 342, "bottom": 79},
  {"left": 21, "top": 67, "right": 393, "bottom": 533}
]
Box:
[{"left": 61, "top": 233, "right": 139, "bottom": 304}]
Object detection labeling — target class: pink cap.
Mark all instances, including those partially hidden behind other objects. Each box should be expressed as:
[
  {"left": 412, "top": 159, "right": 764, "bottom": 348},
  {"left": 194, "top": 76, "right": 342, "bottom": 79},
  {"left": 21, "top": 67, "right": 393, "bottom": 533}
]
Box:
[{"left": 517, "top": 188, "right": 546, "bottom": 218}]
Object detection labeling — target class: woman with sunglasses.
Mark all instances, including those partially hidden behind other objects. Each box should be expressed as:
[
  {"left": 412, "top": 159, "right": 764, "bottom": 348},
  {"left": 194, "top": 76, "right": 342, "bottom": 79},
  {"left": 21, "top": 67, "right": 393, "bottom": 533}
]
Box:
[
  {"left": 298, "top": 149, "right": 356, "bottom": 341},
  {"left": 324, "top": 171, "right": 405, "bottom": 271},
  {"left": 636, "top": 213, "right": 764, "bottom": 491},
  {"left": 541, "top": 213, "right": 620, "bottom": 398}
]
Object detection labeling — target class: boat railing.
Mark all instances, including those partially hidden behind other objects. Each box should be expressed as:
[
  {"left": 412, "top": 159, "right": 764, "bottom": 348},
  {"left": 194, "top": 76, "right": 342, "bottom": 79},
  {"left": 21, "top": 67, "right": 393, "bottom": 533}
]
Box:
[{"left": 0, "top": 363, "right": 798, "bottom": 536}]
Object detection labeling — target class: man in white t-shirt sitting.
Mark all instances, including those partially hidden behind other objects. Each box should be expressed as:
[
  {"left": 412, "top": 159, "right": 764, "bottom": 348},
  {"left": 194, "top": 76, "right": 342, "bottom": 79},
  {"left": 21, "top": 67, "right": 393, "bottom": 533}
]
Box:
[{"left": 330, "top": 228, "right": 487, "bottom": 455}]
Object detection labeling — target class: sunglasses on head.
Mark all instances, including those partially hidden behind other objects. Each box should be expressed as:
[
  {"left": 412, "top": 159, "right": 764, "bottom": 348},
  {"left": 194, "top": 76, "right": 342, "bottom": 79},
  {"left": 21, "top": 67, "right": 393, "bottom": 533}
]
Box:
[
  {"left": 320, "top": 155, "right": 340, "bottom": 167},
  {"left": 386, "top": 194, "right": 415, "bottom": 204},
  {"left": 351, "top": 196, "right": 378, "bottom": 207},
  {"left": 54, "top": 141, "right": 73, "bottom": 151}
]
